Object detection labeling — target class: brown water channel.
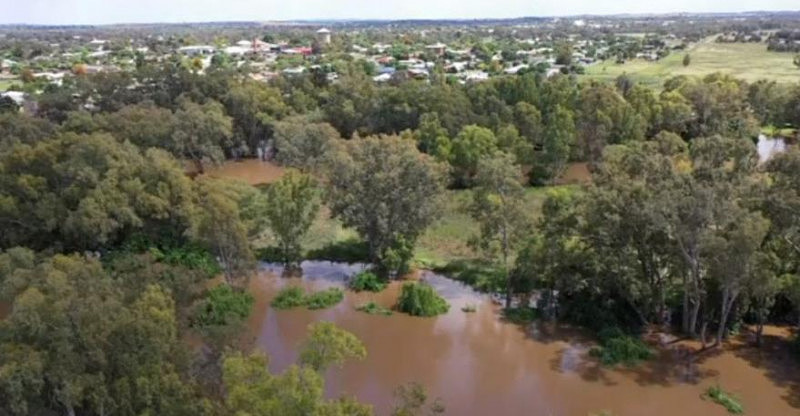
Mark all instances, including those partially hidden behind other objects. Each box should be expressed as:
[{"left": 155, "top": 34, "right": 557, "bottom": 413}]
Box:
[{"left": 245, "top": 261, "right": 800, "bottom": 416}]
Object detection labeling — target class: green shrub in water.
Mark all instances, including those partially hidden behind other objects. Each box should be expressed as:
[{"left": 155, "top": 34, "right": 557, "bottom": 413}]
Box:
[
  {"left": 305, "top": 288, "right": 345, "bottom": 310},
  {"left": 396, "top": 282, "right": 449, "bottom": 317},
  {"left": 271, "top": 286, "right": 307, "bottom": 309},
  {"left": 195, "top": 284, "right": 254, "bottom": 327},
  {"left": 589, "top": 327, "right": 653, "bottom": 367},
  {"left": 349, "top": 271, "right": 387, "bottom": 292},
  {"left": 705, "top": 385, "right": 744, "bottom": 414},
  {"left": 502, "top": 307, "right": 539, "bottom": 324},
  {"left": 356, "top": 301, "right": 393, "bottom": 316}
]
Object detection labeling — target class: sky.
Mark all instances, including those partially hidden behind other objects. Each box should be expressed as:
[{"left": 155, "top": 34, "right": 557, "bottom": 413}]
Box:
[{"left": 3, "top": 0, "right": 799, "bottom": 25}]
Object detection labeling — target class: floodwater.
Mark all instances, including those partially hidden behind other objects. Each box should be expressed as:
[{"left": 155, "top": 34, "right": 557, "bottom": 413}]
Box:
[
  {"left": 758, "top": 134, "right": 788, "bottom": 163},
  {"left": 246, "top": 261, "right": 800, "bottom": 416}
]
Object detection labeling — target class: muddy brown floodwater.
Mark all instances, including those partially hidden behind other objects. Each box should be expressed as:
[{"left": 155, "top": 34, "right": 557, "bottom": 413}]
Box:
[{"left": 245, "top": 261, "right": 800, "bottom": 416}]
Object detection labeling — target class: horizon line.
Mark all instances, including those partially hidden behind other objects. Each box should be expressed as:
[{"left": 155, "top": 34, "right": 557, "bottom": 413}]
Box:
[{"left": 1, "top": 9, "right": 799, "bottom": 28}]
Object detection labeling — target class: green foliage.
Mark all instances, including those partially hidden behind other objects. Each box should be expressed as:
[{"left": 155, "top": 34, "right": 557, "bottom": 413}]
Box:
[
  {"left": 449, "top": 125, "right": 498, "bottom": 187},
  {"left": 589, "top": 328, "right": 653, "bottom": 367},
  {"left": 435, "top": 260, "right": 504, "bottom": 293},
  {"left": 191, "top": 178, "right": 256, "bottom": 285},
  {"left": 349, "top": 271, "right": 387, "bottom": 292},
  {"left": 271, "top": 286, "right": 344, "bottom": 310},
  {"left": 149, "top": 244, "right": 221, "bottom": 277},
  {"left": 306, "top": 238, "right": 370, "bottom": 263},
  {"left": 396, "top": 282, "right": 450, "bottom": 317},
  {"left": 274, "top": 119, "right": 339, "bottom": 173},
  {"left": 305, "top": 288, "right": 345, "bottom": 310},
  {"left": 271, "top": 286, "right": 307, "bottom": 309},
  {"left": 0, "top": 251, "right": 201, "bottom": 416},
  {"left": 195, "top": 284, "right": 254, "bottom": 327},
  {"left": 327, "top": 136, "right": 447, "bottom": 274},
  {"left": 264, "top": 170, "right": 321, "bottom": 266},
  {"left": 356, "top": 301, "right": 393, "bottom": 316},
  {"left": 704, "top": 385, "right": 744, "bottom": 414},
  {"left": 502, "top": 307, "right": 539, "bottom": 324},
  {"left": 391, "top": 382, "right": 445, "bottom": 416},
  {"left": 299, "top": 322, "right": 367, "bottom": 372},
  {"left": 223, "top": 350, "right": 372, "bottom": 416},
  {"left": 171, "top": 96, "right": 233, "bottom": 171}
]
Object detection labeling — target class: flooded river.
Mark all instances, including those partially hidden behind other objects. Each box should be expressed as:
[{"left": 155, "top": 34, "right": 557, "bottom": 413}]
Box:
[{"left": 246, "top": 261, "right": 800, "bottom": 416}]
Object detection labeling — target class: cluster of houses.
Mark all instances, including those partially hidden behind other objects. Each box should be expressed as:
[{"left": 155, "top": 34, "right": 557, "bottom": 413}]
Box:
[{"left": 0, "top": 22, "right": 690, "bottom": 111}]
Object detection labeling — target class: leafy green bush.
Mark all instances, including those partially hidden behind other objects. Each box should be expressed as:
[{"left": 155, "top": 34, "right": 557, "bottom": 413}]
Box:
[
  {"left": 356, "top": 301, "right": 393, "bottom": 316},
  {"left": 271, "top": 286, "right": 307, "bottom": 309},
  {"left": 195, "top": 284, "right": 254, "bottom": 326},
  {"left": 434, "top": 260, "right": 503, "bottom": 293},
  {"left": 115, "top": 234, "right": 221, "bottom": 277},
  {"left": 272, "top": 286, "right": 344, "bottom": 310},
  {"left": 396, "top": 282, "right": 449, "bottom": 317},
  {"left": 502, "top": 307, "right": 539, "bottom": 324},
  {"left": 705, "top": 385, "right": 744, "bottom": 414},
  {"left": 349, "top": 271, "right": 387, "bottom": 292},
  {"left": 305, "top": 288, "right": 345, "bottom": 310},
  {"left": 589, "top": 327, "right": 653, "bottom": 366}
]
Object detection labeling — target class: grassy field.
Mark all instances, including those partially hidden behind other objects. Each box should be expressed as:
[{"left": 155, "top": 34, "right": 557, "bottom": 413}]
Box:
[{"left": 583, "top": 38, "right": 800, "bottom": 89}]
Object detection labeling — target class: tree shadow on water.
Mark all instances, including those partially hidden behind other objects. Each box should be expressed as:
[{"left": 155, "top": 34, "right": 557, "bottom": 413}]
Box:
[{"left": 727, "top": 329, "right": 800, "bottom": 409}]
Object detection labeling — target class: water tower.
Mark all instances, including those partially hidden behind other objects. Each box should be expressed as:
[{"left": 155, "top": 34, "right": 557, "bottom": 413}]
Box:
[{"left": 316, "top": 28, "right": 331, "bottom": 45}]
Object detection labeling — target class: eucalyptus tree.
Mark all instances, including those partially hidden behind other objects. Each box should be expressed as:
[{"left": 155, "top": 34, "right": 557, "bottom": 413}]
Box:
[
  {"left": 470, "top": 152, "right": 529, "bottom": 307},
  {"left": 326, "top": 135, "right": 447, "bottom": 275}
]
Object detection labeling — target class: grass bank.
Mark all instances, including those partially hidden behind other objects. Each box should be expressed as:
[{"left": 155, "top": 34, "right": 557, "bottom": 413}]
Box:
[{"left": 583, "top": 38, "right": 800, "bottom": 89}]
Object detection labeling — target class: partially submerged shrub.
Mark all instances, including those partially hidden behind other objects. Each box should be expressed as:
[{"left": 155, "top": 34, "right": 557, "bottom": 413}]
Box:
[
  {"left": 349, "top": 271, "right": 387, "bottom": 292},
  {"left": 396, "top": 282, "right": 449, "bottom": 317},
  {"left": 502, "top": 307, "right": 538, "bottom": 324},
  {"left": 272, "top": 286, "right": 344, "bottom": 310},
  {"left": 271, "top": 286, "right": 307, "bottom": 309},
  {"left": 589, "top": 327, "right": 653, "bottom": 366},
  {"left": 356, "top": 301, "right": 393, "bottom": 316},
  {"left": 704, "top": 385, "right": 744, "bottom": 414},
  {"left": 305, "top": 288, "right": 345, "bottom": 310},
  {"left": 195, "top": 284, "right": 254, "bottom": 326}
]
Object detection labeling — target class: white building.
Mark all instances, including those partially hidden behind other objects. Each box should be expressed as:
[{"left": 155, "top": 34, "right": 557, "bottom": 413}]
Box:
[
  {"left": 178, "top": 45, "right": 216, "bottom": 56},
  {"left": 316, "top": 28, "right": 331, "bottom": 45}
]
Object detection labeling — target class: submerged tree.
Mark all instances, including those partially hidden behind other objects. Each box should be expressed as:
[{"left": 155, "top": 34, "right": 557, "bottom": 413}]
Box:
[
  {"left": 265, "top": 170, "right": 321, "bottom": 268},
  {"left": 470, "top": 152, "right": 529, "bottom": 307}
]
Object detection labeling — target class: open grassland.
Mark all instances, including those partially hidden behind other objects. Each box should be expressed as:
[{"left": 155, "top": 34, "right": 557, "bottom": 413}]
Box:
[{"left": 583, "top": 39, "right": 800, "bottom": 89}]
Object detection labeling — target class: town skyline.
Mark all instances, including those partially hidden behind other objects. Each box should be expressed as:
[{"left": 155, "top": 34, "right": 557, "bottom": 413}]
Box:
[{"left": 4, "top": 0, "right": 799, "bottom": 25}]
